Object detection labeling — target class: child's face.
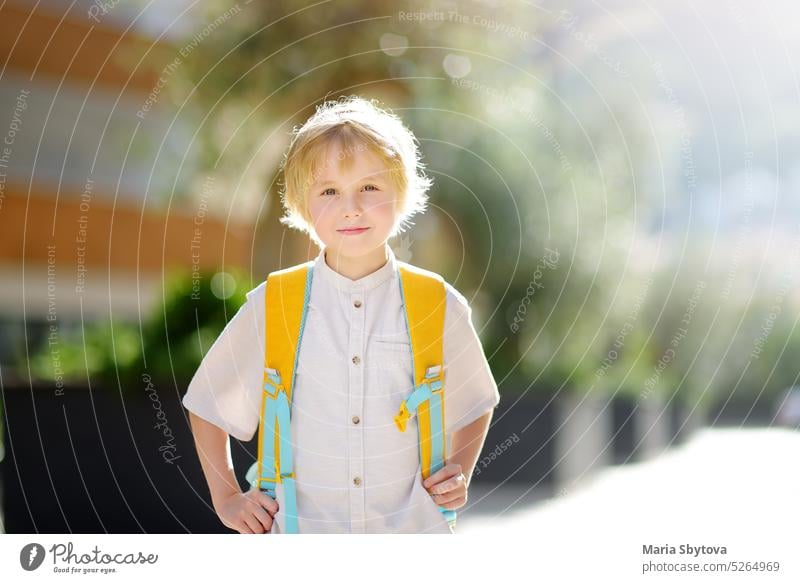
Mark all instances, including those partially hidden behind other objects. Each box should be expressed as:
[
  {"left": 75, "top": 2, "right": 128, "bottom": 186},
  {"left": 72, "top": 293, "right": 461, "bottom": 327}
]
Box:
[{"left": 307, "top": 141, "right": 399, "bottom": 258}]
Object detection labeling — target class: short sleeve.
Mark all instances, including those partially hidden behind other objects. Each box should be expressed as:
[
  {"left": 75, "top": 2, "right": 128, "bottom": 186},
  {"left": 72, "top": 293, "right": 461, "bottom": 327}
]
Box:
[
  {"left": 442, "top": 282, "right": 501, "bottom": 436},
  {"left": 181, "top": 281, "right": 266, "bottom": 442}
]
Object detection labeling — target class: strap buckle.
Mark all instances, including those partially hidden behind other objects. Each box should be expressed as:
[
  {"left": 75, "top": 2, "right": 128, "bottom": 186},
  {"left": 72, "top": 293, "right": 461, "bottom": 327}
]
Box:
[
  {"left": 257, "top": 476, "right": 277, "bottom": 489},
  {"left": 425, "top": 365, "right": 444, "bottom": 394},
  {"left": 263, "top": 367, "right": 283, "bottom": 397},
  {"left": 256, "top": 471, "right": 295, "bottom": 489},
  {"left": 394, "top": 365, "right": 444, "bottom": 432}
]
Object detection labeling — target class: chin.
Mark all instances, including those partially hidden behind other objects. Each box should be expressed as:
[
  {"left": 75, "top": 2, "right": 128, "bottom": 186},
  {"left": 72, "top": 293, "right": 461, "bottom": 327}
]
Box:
[{"left": 328, "top": 238, "right": 384, "bottom": 256}]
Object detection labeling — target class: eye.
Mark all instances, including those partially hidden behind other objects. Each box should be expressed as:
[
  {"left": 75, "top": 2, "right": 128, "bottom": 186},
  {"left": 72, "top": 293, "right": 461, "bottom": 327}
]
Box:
[
  {"left": 321, "top": 187, "right": 337, "bottom": 196},
  {"left": 362, "top": 184, "right": 379, "bottom": 191}
]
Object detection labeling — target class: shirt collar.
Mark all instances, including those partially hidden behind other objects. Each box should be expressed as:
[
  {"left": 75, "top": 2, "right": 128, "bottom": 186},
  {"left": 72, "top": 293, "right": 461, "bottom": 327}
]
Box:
[{"left": 314, "top": 246, "right": 397, "bottom": 293}]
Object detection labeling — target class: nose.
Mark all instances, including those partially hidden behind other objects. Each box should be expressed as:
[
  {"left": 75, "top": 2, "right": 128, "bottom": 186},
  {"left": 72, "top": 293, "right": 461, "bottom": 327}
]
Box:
[{"left": 342, "top": 190, "right": 363, "bottom": 218}]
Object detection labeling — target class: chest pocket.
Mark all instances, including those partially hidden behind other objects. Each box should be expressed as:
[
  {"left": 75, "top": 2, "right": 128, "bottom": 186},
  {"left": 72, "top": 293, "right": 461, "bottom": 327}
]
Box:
[{"left": 368, "top": 339, "right": 412, "bottom": 370}]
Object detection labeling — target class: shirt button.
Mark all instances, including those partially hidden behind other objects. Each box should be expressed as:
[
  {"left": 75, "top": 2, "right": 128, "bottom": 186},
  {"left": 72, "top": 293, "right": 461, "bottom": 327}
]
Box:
[
  {"left": 353, "top": 477, "right": 362, "bottom": 486},
  {"left": 352, "top": 355, "right": 360, "bottom": 365},
  {"left": 352, "top": 415, "right": 360, "bottom": 425},
  {"left": 353, "top": 299, "right": 362, "bottom": 308}
]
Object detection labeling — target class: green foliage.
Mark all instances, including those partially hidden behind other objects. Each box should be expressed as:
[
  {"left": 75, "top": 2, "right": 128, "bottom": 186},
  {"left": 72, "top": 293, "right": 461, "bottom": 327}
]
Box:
[
  {"left": 26, "top": 320, "right": 140, "bottom": 387},
  {"left": 132, "top": 270, "right": 249, "bottom": 384},
  {"left": 25, "top": 270, "right": 250, "bottom": 391}
]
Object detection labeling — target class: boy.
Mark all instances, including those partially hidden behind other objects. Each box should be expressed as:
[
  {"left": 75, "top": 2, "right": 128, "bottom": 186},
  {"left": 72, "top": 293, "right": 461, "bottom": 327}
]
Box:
[{"left": 183, "top": 96, "right": 500, "bottom": 533}]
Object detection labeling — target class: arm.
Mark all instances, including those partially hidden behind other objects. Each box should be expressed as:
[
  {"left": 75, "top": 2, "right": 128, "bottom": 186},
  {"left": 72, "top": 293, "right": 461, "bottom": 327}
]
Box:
[
  {"left": 423, "top": 409, "right": 493, "bottom": 507},
  {"left": 449, "top": 410, "right": 492, "bottom": 488},
  {"left": 188, "top": 411, "right": 278, "bottom": 533},
  {"left": 188, "top": 411, "right": 241, "bottom": 507}
]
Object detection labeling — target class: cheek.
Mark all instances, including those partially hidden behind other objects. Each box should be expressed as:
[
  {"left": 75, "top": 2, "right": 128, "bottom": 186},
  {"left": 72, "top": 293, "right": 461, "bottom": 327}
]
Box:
[
  {"left": 367, "top": 194, "right": 397, "bottom": 221},
  {"left": 308, "top": 198, "right": 336, "bottom": 225}
]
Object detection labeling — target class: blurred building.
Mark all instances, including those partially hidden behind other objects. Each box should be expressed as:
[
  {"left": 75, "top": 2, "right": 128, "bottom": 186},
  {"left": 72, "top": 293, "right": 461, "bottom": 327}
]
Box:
[{"left": 0, "top": 1, "right": 253, "bottom": 370}]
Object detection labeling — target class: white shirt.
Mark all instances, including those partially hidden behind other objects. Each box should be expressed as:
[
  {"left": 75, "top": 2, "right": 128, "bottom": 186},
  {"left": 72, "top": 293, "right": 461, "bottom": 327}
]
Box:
[{"left": 182, "top": 246, "right": 500, "bottom": 533}]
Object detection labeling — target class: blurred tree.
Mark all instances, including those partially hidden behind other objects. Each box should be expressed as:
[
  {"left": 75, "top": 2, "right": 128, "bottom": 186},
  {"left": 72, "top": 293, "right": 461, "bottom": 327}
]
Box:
[{"left": 26, "top": 270, "right": 250, "bottom": 393}]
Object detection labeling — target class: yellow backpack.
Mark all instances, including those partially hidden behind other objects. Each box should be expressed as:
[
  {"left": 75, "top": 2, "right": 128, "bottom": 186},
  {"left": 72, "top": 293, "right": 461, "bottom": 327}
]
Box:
[{"left": 245, "top": 260, "right": 455, "bottom": 533}]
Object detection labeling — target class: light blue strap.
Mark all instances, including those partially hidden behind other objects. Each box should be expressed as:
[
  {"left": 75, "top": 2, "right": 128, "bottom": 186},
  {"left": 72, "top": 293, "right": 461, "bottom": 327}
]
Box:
[
  {"left": 281, "top": 477, "right": 299, "bottom": 533},
  {"left": 399, "top": 375, "right": 456, "bottom": 530},
  {"left": 260, "top": 371, "right": 294, "bottom": 479},
  {"left": 440, "top": 508, "right": 457, "bottom": 527},
  {"left": 428, "top": 389, "right": 445, "bottom": 475},
  {"left": 275, "top": 391, "right": 294, "bottom": 475},
  {"left": 260, "top": 387, "right": 278, "bottom": 485},
  {"left": 258, "top": 390, "right": 299, "bottom": 533},
  {"left": 403, "top": 383, "right": 432, "bottom": 413},
  {"left": 427, "top": 388, "right": 454, "bottom": 526}
]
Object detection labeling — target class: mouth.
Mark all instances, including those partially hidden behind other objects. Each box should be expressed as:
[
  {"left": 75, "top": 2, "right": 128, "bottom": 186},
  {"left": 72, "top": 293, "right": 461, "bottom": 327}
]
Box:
[{"left": 336, "top": 227, "right": 370, "bottom": 235}]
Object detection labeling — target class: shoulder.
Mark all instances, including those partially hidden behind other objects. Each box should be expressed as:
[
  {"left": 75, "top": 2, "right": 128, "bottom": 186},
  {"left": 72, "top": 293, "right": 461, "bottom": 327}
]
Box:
[
  {"left": 245, "top": 260, "right": 315, "bottom": 303},
  {"left": 396, "top": 259, "right": 443, "bottom": 282},
  {"left": 443, "top": 280, "right": 472, "bottom": 322},
  {"left": 244, "top": 280, "right": 266, "bottom": 304},
  {"left": 443, "top": 279, "right": 470, "bottom": 311},
  {"left": 267, "top": 260, "right": 314, "bottom": 279},
  {"left": 397, "top": 260, "right": 471, "bottom": 316}
]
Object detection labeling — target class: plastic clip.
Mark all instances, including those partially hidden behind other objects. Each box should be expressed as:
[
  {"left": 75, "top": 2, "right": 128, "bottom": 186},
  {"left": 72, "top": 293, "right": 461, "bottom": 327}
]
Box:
[{"left": 394, "top": 401, "right": 411, "bottom": 432}]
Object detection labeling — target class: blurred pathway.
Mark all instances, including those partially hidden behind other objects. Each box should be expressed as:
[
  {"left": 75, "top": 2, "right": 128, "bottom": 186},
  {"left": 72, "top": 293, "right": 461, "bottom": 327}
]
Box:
[{"left": 455, "top": 428, "right": 800, "bottom": 580}]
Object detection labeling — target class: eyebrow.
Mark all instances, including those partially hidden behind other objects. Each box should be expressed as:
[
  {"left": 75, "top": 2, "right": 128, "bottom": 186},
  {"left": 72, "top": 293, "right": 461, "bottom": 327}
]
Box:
[{"left": 314, "top": 173, "right": 387, "bottom": 187}]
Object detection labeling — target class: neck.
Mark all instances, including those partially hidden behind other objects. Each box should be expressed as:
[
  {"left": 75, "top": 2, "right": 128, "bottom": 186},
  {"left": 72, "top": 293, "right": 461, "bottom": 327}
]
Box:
[{"left": 324, "top": 245, "right": 389, "bottom": 281}]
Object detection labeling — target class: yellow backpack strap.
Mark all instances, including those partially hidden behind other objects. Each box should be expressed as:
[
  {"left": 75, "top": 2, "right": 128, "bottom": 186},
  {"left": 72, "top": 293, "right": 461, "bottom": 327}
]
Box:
[
  {"left": 252, "top": 260, "right": 313, "bottom": 534},
  {"left": 394, "top": 265, "right": 457, "bottom": 529},
  {"left": 264, "top": 262, "right": 313, "bottom": 403}
]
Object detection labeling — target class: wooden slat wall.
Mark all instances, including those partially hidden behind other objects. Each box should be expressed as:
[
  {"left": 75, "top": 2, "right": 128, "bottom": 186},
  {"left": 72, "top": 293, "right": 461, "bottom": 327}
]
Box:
[
  {"left": 0, "top": 183, "right": 252, "bottom": 273},
  {"left": 0, "top": 2, "right": 161, "bottom": 93}
]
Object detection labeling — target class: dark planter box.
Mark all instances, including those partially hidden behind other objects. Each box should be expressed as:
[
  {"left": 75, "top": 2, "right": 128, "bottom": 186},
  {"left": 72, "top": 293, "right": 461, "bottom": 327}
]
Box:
[
  {"left": 471, "top": 392, "right": 614, "bottom": 491},
  {"left": 469, "top": 394, "right": 559, "bottom": 489},
  {"left": 2, "top": 383, "right": 705, "bottom": 533},
  {"left": 707, "top": 396, "right": 774, "bottom": 426},
  {"left": 611, "top": 396, "right": 701, "bottom": 465},
  {"left": 671, "top": 399, "right": 704, "bottom": 444},
  {"left": 1, "top": 382, "right": 258, "bottom": 533},
  {"left": 611, "top": 396, "right": 638, "bottom": 464},
  {"left": 473, "top": 392, "right": 704, "bottom": 489}
]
